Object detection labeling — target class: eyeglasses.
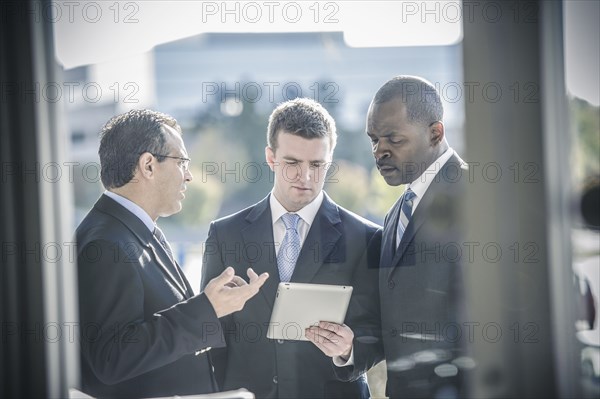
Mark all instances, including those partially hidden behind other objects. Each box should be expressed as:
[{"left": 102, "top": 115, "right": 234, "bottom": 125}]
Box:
[{"left": 149, "top": 153, "right": 191, "bottom": 171}]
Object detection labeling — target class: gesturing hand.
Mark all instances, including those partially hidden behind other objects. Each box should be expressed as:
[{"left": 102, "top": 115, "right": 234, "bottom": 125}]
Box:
[
  {"left": 204, "top": 267, "right": 269, "bottom": 318},
  {"left": 305, "top": 321, "right": 354, "bottom": 360}
]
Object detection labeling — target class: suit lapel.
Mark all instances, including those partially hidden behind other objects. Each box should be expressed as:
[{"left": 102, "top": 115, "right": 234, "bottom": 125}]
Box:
[
  {"left": 241, "top": 196, "right": 280, "bottom": 309},
  {"left": 386, "top": 156, "right": 464, "bottom": 279},
  {"left": 291, "top": 193, "right": 342, "bottom": 283},
  {"left": 381, "top": 196, "right": 402, "bottom": 279},
  {"left": 95, "top": 195, "right": 190, "bottom": 299},
  {"left": 388, "top": 195, "right": 428, "bottom": 273},
  {"left": 150, "top": 237, "right": 192, "bottom": 298}
]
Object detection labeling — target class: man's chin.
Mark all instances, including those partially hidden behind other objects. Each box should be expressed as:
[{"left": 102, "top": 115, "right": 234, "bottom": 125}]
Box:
[
  {"left": 382, "top": 175, "right": 405, "bottom": 187},
  {"left": 289, "top": 194, "right": 317, "bottom": 211},
  {"left": 159, "top": 203, "right": 183, "bottom": 218}
]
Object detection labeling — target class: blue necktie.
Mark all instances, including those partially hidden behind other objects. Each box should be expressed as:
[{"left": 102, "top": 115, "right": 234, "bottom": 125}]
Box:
[
  {"left": 396, "top": 188, "right": 416, "bottom": 248},
  {"left": 277, "top": 213, "right": 301, "bottom": 282}
]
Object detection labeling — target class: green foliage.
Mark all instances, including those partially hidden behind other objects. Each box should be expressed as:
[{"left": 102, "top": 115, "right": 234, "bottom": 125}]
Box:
[
  {"left": 324, "top": 160, "right": 402, "bottom": 221},
  {"left": 324, "top": 160, "right": 370, "bottom": 214},
  {"left": 366, "top": 167, "right": 404, "bottom": 220},
  {"left": 170, "top": 173, "right": 224, "bottom": 226},
  {"left": 570, "top": 96, "right": 600, "bottom": 181}
]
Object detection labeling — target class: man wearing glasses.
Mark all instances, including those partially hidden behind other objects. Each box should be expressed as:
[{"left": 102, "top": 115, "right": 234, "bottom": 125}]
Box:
[{"left": 76, "top": 109, "right": 268, "bottom": 398}]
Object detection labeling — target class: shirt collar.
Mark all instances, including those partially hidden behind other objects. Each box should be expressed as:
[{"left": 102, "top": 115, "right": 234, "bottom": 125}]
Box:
[
  {"left": 104, "top": 190, "right": 156, "bottom": 232},
  {"left": 270, "top": 190, "right": 324, "bottom": 227},
  {"left": 407, "top": 147, "right": 455, "bottom": 199}
]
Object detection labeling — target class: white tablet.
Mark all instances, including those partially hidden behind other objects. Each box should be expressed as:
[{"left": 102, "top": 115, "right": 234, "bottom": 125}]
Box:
[{"left": 266, "top": 282, "right": 353, "bottom": 341}]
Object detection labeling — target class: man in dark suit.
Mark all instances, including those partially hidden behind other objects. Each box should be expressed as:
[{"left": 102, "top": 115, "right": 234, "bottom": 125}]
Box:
[
  {"left": 76, "top": 109, "right": 268, "bottom": 398},
  {"left": 315, "top": 76, "right": 468, "bottom": 398},
  {"left": 201, "top": 98, "right": 381, "bottom": 398}
]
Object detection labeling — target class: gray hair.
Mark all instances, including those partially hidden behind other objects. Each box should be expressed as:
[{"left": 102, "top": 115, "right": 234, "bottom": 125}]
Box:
[{"left": 99, "top": 109, "right": 181, "bottom": 189}]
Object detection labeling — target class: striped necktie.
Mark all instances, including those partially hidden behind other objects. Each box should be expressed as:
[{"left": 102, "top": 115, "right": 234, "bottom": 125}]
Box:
[
  {"left": 396, "top": 188, "right": 416, "bottom": 248},
  {"left": 154, "top": 226, "right": 175, "bottom": 263},
  {"left": 277, "top": 213, "right": 301, "bottom": 282},
  {"left": 154, "top": 226, "right": 190, "bottom": 295}
]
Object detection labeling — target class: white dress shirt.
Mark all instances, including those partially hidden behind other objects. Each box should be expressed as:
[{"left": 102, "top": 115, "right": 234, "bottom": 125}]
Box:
[
  {"left": 104, "top": 190, "right": 155, "bottom": 232},
  {"left": 404, "top": 147, "right": 456, "bottom": 215},
  {"left": 104, "top": 190, "right": 188, "bottom": 289}
]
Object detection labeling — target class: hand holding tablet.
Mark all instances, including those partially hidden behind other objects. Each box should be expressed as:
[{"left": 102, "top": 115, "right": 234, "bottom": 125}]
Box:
[
  {"left": 305, "top": 321, "right": 354, "bottom": 359},
  {"left": 267, "top": 282, "right": 353, "bottom": 341}
]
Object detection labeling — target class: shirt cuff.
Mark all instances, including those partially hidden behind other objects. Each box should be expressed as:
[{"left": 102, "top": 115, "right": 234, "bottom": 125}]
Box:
[{"left": 333, "top": 346, "right": 354, "bottom": 367}]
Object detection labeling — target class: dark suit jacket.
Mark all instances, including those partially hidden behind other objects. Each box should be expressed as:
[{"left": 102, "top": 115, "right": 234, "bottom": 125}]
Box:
[
  {"left": 336, "top": 155, "right": 467, "bottom": 398},
  {"left": 201, "top": 192, "right": 381, "bottom": 399},
  {"left": 76, "top": 195, "right": 225, "bottom": 398}
]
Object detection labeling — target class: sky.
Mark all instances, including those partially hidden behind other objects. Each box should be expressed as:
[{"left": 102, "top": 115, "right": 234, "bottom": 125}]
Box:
[
  {"left": 50, "top": 0, "right": 598, "bottom": 106},
  {"left": 52, "top": 0, "right": 463, "bottom": 67}
]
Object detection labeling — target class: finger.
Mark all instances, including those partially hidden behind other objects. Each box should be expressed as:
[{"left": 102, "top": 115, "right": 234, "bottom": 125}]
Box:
[
  {"left": 305, "top": 329, "right": 336, "bottom": 356},
  {"left": 234, "top": 281, "right": 264, "bottom": 301},
  {"left": 231, "top": 272, "right": 269, "bottom": 302},
  {"left": 246, "top": 267, "right": 259, "bottom": 282},
  {"left": 313, "top": 324, "right": 342, "bottom": 339},
  {"left": 307, "top": 327, "right": 337, "bottom": 343},
  {"left": 319, "top": 321, "right": 353, "bottom": 339},
  {"left": 209, "top": 267, "right": 235, "bottom": 287},
  {"left": 305, "top": 327, "right": 316, "bottom": 342},
  {"left": 249, "top": 271, "right": 269, "bottom": 288},
  {"left": 319, "top": 321, "right": 342, "bottom": 332},
  {"left": 230, "top": 276, "right": 247, "bottom": 287},
  {"left": 305, "top": 328, "right": 327, "bottom": 345}
]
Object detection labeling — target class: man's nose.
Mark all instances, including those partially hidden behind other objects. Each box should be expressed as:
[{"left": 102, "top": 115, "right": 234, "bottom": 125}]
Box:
[
  {"left": 185, "top": 168, "right": 193, "bottom": 182},
  {"left": 297, "top": 164, "right": 312, "bottom": 182},
  {"left": 373, "top": 141, "right": 390, "bottom": 161}
]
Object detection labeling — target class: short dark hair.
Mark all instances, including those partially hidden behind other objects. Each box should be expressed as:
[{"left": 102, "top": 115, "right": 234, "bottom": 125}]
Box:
[
  {"left": 267, "top": 98, "right": 337, "bottom": 152},
  {"left": 98, "top": 109, "right": 181, "bottom": 189},
  {"left": 373, "top": 75, "right": 443, "bottom": 126}
]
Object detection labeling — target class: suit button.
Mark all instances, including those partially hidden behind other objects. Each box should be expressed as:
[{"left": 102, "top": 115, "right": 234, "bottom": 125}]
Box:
[
  {"left": 277, "top": 339, "right": 284, "bottom": 344},
  {"left": 273, "top": 375, "right": 278, "bottom": 384},
  {"left": 388, "top": 279, "right": 395, "bottom": 289}
]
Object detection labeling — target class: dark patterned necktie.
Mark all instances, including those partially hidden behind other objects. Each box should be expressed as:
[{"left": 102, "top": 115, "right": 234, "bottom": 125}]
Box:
[{"left": 396, "top": 188, "right": 416, "bottom": 248}]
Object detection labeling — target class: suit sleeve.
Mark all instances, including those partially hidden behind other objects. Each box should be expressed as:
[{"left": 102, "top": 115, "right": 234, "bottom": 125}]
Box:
[
  {"left": 335, "top": 228, "right": 385, "bottom": 381},
  {"left": 200, "top": 221, "right": 230, "bottom": 388},
  {"left": 78, "top": 238, "right": 225, "bottom": 386}
]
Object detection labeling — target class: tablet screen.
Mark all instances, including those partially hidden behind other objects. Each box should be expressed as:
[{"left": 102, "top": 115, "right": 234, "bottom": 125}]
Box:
[{"left": 266, "top": 282, "right": 353, "bottom": 341}]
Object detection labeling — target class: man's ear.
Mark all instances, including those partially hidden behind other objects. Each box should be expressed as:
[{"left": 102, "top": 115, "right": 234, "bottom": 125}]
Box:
[
  {"left": 138, "top": 152, "right": 155, "bottom": 179},
  {"left": 265, "top": 146, "right": 276, "bottom": 171},
  {"left": 429, "top": 121, "right": 445, "bottom": 146}
]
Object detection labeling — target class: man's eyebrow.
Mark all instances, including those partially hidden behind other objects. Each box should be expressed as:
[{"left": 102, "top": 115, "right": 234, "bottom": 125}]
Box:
[
  {"left": 281, "top": 155, "right": 327, "bottom": 163},
  {"left": 371, "top": 131, "right": 397, "bottom": 138}
]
